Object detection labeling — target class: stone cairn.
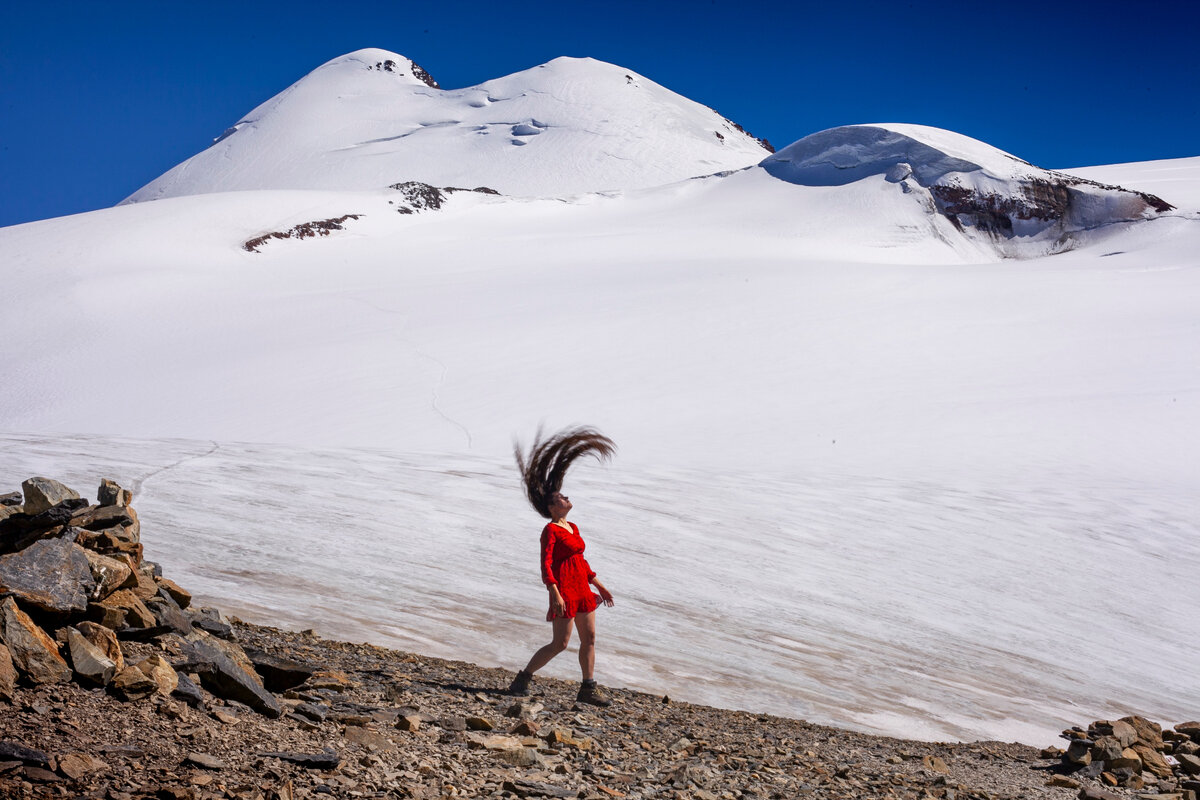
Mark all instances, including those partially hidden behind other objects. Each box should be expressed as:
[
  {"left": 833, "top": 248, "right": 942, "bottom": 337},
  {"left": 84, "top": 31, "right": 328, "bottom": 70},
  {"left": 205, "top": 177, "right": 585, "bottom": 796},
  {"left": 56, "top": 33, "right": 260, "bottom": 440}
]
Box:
[
  {"left": 0, "top": 477, "right": 311, "bottom": 719},
  {"left": 1045, "top": 716, "right": 1200, "bottom": 799}
]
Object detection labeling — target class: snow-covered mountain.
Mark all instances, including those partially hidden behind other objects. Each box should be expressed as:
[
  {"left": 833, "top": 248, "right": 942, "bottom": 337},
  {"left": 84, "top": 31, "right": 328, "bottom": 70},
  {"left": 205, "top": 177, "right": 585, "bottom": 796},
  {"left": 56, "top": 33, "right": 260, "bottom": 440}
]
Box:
[
  {"left": 764, "top": 123, "right": 1174, "bottom": 255},
  {"left": 124, "top": 48, "right": 772, "bottom": 200},
  {"left": 2, "top": 49, "right": 1198, "bottom": 745}
]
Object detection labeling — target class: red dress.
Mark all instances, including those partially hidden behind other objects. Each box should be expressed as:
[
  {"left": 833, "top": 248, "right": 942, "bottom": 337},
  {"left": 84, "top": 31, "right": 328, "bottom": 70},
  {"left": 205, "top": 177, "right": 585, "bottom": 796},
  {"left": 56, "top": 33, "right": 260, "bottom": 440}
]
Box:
[{"left": 540, "top": 521, "right": 599, "bottom": 621}]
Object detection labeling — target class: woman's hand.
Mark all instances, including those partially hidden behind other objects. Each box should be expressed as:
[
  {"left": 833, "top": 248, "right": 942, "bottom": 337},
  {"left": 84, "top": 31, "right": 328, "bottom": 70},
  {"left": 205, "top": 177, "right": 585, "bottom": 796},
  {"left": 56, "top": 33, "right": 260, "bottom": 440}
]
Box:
[
  {"left": 549, "top": 586, "right": 565, "bottom": 617},
  {"left": 593, "top": 579, "right": 615, "bottom": 607}
]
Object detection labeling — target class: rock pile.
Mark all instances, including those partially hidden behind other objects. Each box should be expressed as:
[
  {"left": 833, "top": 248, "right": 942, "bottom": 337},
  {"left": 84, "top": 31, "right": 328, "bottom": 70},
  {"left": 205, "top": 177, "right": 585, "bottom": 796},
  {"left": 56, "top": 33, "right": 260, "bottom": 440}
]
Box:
[
  {"left": 0, "top": 476, "right": 297, "bottom": 719},
  {"left": 1050, "top": 717, "right": 1200, "bottom": 798}
]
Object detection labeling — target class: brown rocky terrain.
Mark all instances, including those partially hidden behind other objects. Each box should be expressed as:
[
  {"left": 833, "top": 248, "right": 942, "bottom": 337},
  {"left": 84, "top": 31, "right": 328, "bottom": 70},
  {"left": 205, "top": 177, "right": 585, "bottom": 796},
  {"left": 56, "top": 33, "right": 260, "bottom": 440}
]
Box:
[{"left": 1, "top": 477, "right": 1196, "bottom": 800}]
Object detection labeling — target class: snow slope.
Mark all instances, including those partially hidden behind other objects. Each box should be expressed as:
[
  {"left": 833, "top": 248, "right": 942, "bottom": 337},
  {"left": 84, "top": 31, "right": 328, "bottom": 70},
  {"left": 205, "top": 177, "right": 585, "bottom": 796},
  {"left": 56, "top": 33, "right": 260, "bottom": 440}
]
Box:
[{"left": 124, "top": 49, "right": 771, "bottom": 201}]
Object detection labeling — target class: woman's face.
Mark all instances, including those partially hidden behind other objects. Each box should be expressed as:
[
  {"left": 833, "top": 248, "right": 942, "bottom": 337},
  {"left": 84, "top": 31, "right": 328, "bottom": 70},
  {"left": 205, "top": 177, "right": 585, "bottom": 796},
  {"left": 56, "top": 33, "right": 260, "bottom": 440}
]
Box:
[{"left": 548, "top": 492, "right": 572, "bottom": 519}]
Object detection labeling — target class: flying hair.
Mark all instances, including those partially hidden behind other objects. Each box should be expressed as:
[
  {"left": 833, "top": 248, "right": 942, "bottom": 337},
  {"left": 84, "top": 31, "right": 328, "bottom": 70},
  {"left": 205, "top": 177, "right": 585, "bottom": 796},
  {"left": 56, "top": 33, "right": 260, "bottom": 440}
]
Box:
[{"left": 514, "top": 426, "right": 616, "bottom": 518}]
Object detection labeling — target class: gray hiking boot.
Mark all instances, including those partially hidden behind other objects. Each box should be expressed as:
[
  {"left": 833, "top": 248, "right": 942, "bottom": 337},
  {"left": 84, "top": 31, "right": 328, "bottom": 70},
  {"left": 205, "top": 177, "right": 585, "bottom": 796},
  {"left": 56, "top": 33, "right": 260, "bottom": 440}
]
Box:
[
  {"left": 576, "top": 679, "right": 611, "bottom": 707},
  {"left": 508, "top": 670, "right": 533, "bottom": 696}
]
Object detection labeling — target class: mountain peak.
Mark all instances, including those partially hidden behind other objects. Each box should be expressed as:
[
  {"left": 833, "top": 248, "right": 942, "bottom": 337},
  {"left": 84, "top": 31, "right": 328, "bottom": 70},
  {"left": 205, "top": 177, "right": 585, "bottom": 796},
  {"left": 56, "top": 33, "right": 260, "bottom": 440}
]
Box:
[
  {"left": 124, "top": 51, "right": 770, "bottom": 201},
  {"left": 318, "top": 48, "right": 440, "bottom": 88}
]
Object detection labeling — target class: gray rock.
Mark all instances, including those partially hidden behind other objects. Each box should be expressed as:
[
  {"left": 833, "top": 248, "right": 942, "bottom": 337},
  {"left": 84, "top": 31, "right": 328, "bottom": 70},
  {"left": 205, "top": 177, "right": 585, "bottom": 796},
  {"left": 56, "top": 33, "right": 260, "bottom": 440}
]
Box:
[
  {"left": 66, "top": 626, "right": 118, "bottom": 686},
  {"left": 172, "top": 671, "right": 206, "bottom": 708},
  {"left": 75, "top": 620, "right": 124, "bottom": 673},
  {"left": 177, "top": 631, "right": 283, "bottom": 718},
  {"left": 493, "top": 747, "right": 544, "bottom": 767},
  {"left": 502, "top": 779, "right": 574, "bottom": 798},
  {"left": 257, "top": 750, "right": 342, "bottom": 770},
  {"left": 241, "top": 645, "right": 315, "bottom": 692},
  {"left": 21, "top": 478, "right": 79, "bottom": 516},
  {"left": 0, "top": 597, "right": 71, "bottom": 684},
  {"left": 185, "top": 752, "right": 227, "bottom": 770},
  {"left": 1091, "top": 735, "right": 1124, "bottom": 763},
  {"left": 1066, "top": 739, "right": 1094, "bottom": 765},
  {"left": 146, "top": 596, "right": 192, "bottom": 636},
  {"left": 0, "top": 538, "right": 95, "bottom": 613},
  {"left": 0, "top": 741, "right": 51, "bottom": 767},
  {"left": 295, "top": 702, "right": 329, "bottom": 722},
  {"left": 0, "top": 492, "right": 22, "bottom": 507},
  {"left": 97, "top": 479, "right": 132, "bottom": 508}
]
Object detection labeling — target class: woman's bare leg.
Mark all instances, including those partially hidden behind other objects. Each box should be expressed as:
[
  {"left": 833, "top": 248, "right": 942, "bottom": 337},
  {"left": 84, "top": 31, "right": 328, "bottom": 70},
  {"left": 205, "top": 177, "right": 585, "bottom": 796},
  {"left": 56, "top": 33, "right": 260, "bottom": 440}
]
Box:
[
  {"left": 523, "top": 617, "right": 574, "bottom": 674},
  {"left": 575, "top": 611, "right": 596, "bottom": 680}
]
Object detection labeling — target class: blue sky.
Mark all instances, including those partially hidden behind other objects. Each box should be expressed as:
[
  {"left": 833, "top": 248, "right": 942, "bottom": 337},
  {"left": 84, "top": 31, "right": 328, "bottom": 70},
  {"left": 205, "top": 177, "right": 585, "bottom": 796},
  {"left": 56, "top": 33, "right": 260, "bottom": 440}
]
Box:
[{"left": 2, "top": 0, "right": 1196, "bottom": 227}]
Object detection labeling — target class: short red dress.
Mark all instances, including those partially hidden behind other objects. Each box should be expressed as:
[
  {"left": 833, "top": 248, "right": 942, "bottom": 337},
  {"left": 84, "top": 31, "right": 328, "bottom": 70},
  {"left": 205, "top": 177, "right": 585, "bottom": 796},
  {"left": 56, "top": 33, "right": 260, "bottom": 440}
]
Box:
[{"left": 540, "top": 521, "right": 599, "bottom": 621}]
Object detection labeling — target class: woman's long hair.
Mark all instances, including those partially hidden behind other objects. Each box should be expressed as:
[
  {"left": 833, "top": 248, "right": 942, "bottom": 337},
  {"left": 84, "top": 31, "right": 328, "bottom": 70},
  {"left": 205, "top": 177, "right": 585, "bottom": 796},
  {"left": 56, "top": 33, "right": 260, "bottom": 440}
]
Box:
[{"left": 514, "top": 426, "right": 616, "bottom": 518}]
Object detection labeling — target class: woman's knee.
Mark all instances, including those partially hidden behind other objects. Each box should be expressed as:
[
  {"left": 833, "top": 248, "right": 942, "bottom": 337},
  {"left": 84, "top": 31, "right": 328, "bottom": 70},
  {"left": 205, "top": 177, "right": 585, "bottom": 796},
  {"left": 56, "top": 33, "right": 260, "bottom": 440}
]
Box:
[{"left": 550, "top": 634, "right": 572, "bottom": 652}]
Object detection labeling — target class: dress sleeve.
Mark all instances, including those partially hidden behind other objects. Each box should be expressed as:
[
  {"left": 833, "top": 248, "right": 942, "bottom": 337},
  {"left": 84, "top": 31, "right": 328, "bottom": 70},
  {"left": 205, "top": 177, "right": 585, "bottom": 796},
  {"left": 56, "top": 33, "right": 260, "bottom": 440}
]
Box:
[{"left": 540, "top": 526, "right": 558, "bottom": 586}]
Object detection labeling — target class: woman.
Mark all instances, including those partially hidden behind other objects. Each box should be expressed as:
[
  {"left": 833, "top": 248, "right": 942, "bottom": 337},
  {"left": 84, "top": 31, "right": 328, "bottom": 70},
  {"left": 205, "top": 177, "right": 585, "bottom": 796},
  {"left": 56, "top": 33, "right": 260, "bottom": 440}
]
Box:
[{"left": 508, "top": 426, "right": 616, "bottom": 706}]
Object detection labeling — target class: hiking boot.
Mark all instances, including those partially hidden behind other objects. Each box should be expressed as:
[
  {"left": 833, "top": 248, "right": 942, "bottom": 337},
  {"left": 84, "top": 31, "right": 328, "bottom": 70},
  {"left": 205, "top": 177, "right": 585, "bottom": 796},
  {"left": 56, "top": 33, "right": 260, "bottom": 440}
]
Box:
[
  {"left": 508, "top": 670, "right": 533, "bottom": 696},
  {"left": 576, "top": 679, "right": 611, "bottom": 707}
]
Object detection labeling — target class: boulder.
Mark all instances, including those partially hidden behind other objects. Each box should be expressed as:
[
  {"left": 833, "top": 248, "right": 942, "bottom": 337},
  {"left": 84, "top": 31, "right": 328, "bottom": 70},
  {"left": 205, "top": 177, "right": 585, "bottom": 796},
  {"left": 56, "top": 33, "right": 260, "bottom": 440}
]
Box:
[
  {"left": 1106, "top": 720, "right": 1138, "bottom": 748},
  {"left": 1178, "top": 754, "right": 1200, "bottom": 776},
  {"left": 177, "top": 630, "right": 283, "bottom": 718},
  {"left": 1066, "top": 739, "right": 1094, "bottom": 765},
  {"left": 83, "top": 549, "right": 134, "bottom": 600},
  {"left": 0, "top": 538, "right": 95, "bottom": 613},
  {"left": 240, "top": 646, "right": 314, "bottom": 692},
  {"left": 85, "top": 505, "right": 138, "bottom": 535},
  {"left": 1178, "top": 723, "right": 1200, "bottom": 743},
  {"left": 130, "top": 568, "right": 160, "bottom": 601},
  {"left": 21, "top": 478, "right": 79, "bottom": 516},
  {"left": 156, "top": 578, "right": 192, "bottom": 609},
  {"left": 1091, "top": 736, "right": 1125, "bottom": 763},
  {"left": 1119, "top": 716, "right": 1163, "bottom": 748},
  {"left": 146, "top": 597, "right": 191, "bottom": 636},
  {"left": 92, "top": 589, "right": 157, "bottom": 629},
  {"left": 66, "top": 627, "right": 118, "bottom": 686},
  {"left": 1133, "top": 743, "right": 1174, "bottom": 779},
  {"left": 136, "top": 654, "right": 179, "bottom": 696},
  {"left": 172, "top": 671, "right": 205, "bottom": 708},
  {"left": 0, "top": 643, "right": 16, "bottom": 700},
  {"left": 1108, "top": 748, "right": 1143, "bottom": 772},
  {"left": 111, "top": 664, "right": 158, "bottom": 700},
  {"left": 97, "top": 479, "right": 132, "bottom": 508},
  {"left": 75, "top": 621, "right": 123, "bottom": 672},
  {"left": 0, "top": 492, "right": 22, "bottom": 507},
  {"left": 0, "top": 597, "right": 71, "bottom": 684}
]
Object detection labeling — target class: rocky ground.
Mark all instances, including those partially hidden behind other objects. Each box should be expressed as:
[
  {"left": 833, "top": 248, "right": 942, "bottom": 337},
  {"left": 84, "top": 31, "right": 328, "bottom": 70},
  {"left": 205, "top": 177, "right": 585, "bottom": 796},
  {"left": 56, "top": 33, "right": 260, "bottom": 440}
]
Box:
[
  {"left": 2, "top": 476, "right": 1196, "bottom": 800},
  {"left": 0, "top": 618, "right": 1086, "bottom": 800}
]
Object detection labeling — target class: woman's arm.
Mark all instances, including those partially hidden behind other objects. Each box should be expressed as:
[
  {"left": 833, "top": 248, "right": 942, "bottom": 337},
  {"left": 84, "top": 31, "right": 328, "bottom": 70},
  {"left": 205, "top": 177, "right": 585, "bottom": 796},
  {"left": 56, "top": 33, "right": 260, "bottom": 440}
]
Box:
[{"left": 591, "top": 577, "right": 615, "bottom": 607}]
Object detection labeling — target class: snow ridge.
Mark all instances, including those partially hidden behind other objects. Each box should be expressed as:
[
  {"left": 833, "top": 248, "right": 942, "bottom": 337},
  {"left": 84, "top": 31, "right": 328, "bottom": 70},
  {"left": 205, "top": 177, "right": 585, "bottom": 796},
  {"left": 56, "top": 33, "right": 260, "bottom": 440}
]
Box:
[{"left": 761, "top": 124, "right": 1175, "bottom": 253}]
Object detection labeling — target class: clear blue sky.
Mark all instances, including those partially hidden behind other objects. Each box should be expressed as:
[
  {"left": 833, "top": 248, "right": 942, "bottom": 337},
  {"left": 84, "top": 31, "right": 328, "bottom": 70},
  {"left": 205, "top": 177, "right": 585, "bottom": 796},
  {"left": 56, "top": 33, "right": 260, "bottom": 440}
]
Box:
[{"left": 2, "top": 0, "right": 1196, "bottom": 227}]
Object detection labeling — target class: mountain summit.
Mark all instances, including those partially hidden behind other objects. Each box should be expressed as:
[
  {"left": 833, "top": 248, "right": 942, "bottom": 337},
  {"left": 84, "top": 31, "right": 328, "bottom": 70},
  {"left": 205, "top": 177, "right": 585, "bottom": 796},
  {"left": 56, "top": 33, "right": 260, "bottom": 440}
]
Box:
[{"left": 125, "top": 48, "right": 771, "bottom": 201}]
